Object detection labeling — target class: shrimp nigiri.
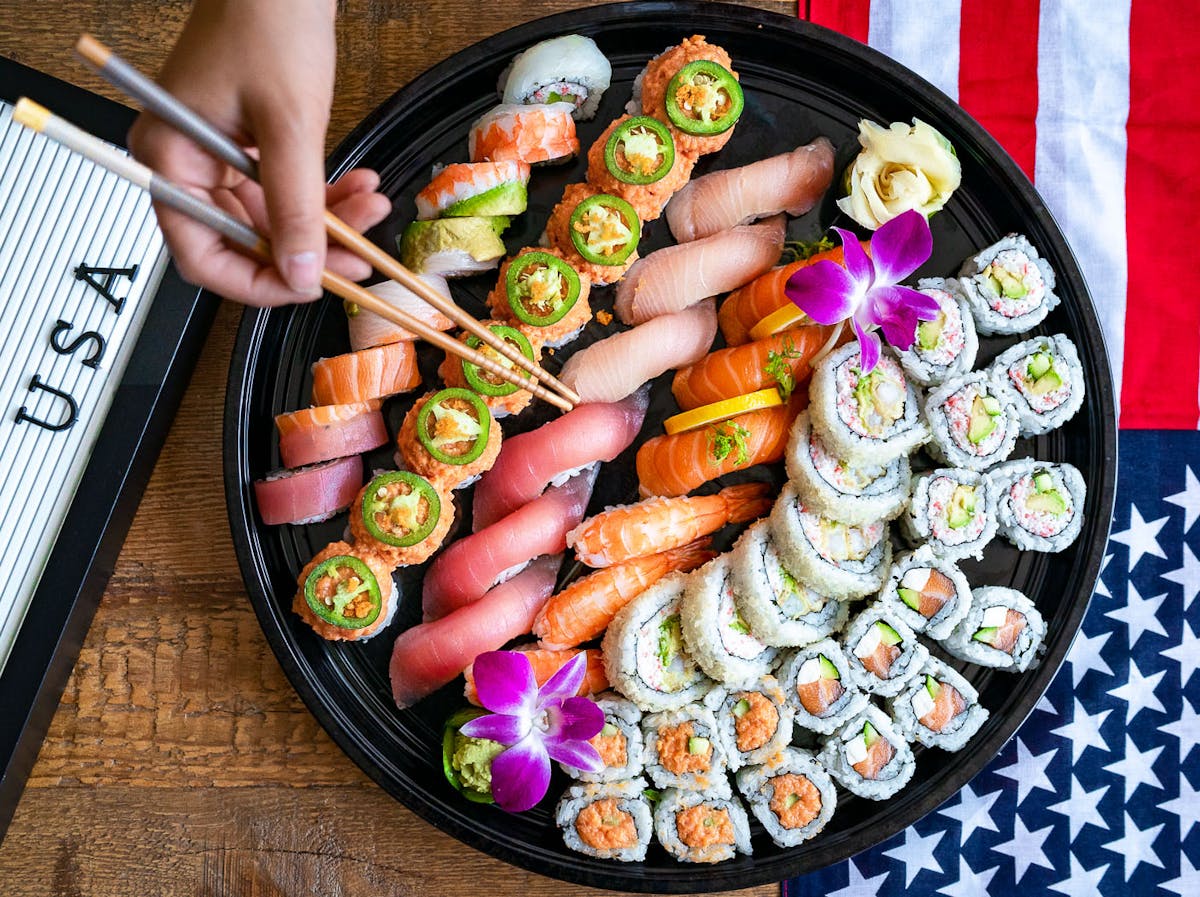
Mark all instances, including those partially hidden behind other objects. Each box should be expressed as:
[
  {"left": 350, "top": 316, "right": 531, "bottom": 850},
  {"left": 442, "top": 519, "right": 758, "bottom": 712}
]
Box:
[
  {"left": 533, "top": 539, "right": 716, "bottom": 650},
  {"left": 567, "top": 482, "right": 772, "bottom": 568},
  {"left": 468, "top": 102, "right": 579, "bottom": 165},
  {"left": 464, "top": 646, "right": 609, "bottom": 705}
]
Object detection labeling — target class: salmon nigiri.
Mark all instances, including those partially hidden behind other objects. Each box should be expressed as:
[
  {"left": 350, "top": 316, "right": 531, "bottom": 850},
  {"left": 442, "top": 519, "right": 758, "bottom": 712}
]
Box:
[
  {"left": 310, "top": 341, "right": 421, "bottom": 405},
  {"left": 464, "top": 646, "right": 608, "bottom": 705}
]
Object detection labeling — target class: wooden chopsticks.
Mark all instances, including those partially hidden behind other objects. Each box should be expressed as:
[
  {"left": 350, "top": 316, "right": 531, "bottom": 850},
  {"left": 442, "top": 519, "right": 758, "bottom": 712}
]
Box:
[
  {"left": 71, "top": 34, "right": 581, "bottom": 410},
  {"left": 12, "top": 98, "right": 574, "bottom": 412}
]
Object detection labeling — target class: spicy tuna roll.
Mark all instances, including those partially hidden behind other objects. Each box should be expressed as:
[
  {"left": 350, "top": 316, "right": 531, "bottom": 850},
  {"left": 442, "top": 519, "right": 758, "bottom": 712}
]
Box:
[
  {"left": 988, "top": 459, "right": 1086, "bottom": 552},
  {"left": 988, "top": 333, "right": 1085, "bottom": 436},
  {"left": 653, "top": 788, "right": 753, "bottom": 864},
  {"left": 777, "top": 639, "right": 870, "bottom": 735},
  {"left": 842, "top": 605, "right": 930, "bottom": 698},
  {"left": 556, "top": 777, "right": 654, "bottom": 862},
  {"left": 735, "top": 748, "right": 837, "bottom": 848},
  {"left": 819, "top": 705, "right": 915, "bottom": 800},
  {"left": 957, "top": 234, "right": 1059, "bottom": 335},
  {"left": 903, "top": 468, "right": 998, "bottom": 562},
  {"left": 641, "top": 703, "right": 730, "bottom": 792},
  {"left": 563, "top": 692, "right": 644, "bottom": 783},
  {"left": 925, "top": 372, "right": 1022, "bottom": 471},
  {"left": 704, "top": 677, "right": 794, "bottom": 771},
  {"left": 680, "top": 557, "right": 779, "bottom": 687},
  {"left": 894, "top": 278, "right": 979, "bottom": 386},
  {"left": 878, "top": 545, "right": 973, "bottom": 640},
  {"left": 889, "top": 656, "right": 988, "bottom": 751},
  {"left": 941, "top": 586, "right": 1045, "bottom": 672}
]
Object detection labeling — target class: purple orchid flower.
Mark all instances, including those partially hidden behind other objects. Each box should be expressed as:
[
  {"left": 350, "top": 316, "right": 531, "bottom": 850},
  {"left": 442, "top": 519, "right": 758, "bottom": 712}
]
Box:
[
  {"left": 460, "top": 650, "right": 603, "bottom": 813},
  {"left": 785, "top": 209, "right": 941, "bottom": 372}
]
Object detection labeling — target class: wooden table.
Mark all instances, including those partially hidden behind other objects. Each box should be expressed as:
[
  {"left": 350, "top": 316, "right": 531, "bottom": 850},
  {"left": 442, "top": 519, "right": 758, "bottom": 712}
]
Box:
[{"left": 0, "top": 2, "right": 791, "bottom": 893}]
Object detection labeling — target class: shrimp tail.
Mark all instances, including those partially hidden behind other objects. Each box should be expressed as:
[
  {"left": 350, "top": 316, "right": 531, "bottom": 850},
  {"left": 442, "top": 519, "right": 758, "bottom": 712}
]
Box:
[
  {"left": 661, "top": 536, "right": 719, "bottom": 571},
  {"left": 717, "top": 482, "right": 774, "bottom": 525}
]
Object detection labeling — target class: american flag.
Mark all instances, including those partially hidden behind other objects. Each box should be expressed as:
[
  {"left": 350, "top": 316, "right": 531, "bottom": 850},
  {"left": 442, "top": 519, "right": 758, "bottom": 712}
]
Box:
[{"left": 784, "top": 2, "right": 1199, "bottom": 895}]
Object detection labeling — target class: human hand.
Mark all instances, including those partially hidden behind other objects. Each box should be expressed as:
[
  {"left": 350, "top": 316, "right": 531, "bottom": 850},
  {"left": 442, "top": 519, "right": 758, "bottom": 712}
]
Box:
[{"left": 128, "top": 0, "right": 391, "bottom": 306}]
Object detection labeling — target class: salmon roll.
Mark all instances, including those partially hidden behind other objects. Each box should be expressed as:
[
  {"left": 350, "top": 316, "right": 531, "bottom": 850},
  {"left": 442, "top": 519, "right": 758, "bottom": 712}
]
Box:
[
  {"left": 903, "top": 468, "right": 998, "bottom": 562},
  {"left": 820, "top": 705, "right": 915, "bottom": 800},
  {"left": 680, "top": 557, "right": 779, "bottom": 687},
  {"left": 556, "top": 778, "right": 654, "bottom": 862},
  {"left": 889, "top": 657, "right": 988, "bottom": 751},
  {"left": 878, "top": 545, "right": 973, "bottom": 641},
  {"left": 893, "top": 278, "right": 978, "bottom": 387},
  {"left": 437, "top": 321, "right": 543, "bottom": 419},
  {"left": 925, "top": 372, "right": 1022, "bottom": 471},
  {"left": 544, "top": 183, "right": 641, "bottom": 285},
  {"left": 563, "top": 692, "right": 644, "bottom": 784},
  {"left": 641, "top": 704, "right": 730, "bottom": 792},
  {"left": 957, "top": 234, "right": 1059, "bottom": 335},
  {"left": 988, "top": 333, "right": 1085, "bottom": 436},
  {"left": 704, "top": 677, "right": 793, "bottom": 772},
  {"left": 777, "top": 639, "right": 870, "bottom": 735},
  {"left": 653, "top": 788, "right": 753, "bottom": 864},
  {"left": 841, "top": 604, "right": 930, "bottom": 698},
  {"left": 348, "top": 470, "right": 455, "bottom": 567},
  {"left": 988, "top": 459, "right": 1086, "bottom": 552},
  {"left": 468, "top": 102, "right": 579, "bottom": 165},
  {"left": 311, "top": 341, "right": 421, "bottom": 406},
  {"left": 942, "top": 586, "right": 1045, "bottom": 672},
  {"left": 396, "top": 388, "right": 501, "bottom": 491},
  {"left": 586, "top": 114, "right": 697, "bottom": 221},
  {"left": 728, "top": 520, "right": 849, "bottom": 648},
  {"left": 735, "top": 748, "right": 837, "bottom": 848},
  {"left": 292, "top": 541, "right": 396, "bottom": 642},
  {"left": 485, "top": 247, "right": 593, "bottom": 349},
  {"left": 415, "top": 160, "right": 531, "bottom": 219}
]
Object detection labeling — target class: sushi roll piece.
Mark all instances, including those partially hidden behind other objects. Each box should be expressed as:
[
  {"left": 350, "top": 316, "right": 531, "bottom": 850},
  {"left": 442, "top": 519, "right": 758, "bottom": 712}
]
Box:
[
  {"left": 468, "top": 102, "right": 579, "bottom": 165},
  {"left": 641, "top": 704, "right": 730, "bottom": 792},
  {"left": 680, "top": 557, "right": 780, "bottom": 687},
  {"left": 878, "top": 545, "right": 973, "bottom": 640},
  {"left": 602, "top": 573, "right": 713, "bottom": 712},
  {"left": 396, "top": 388, "right": 501, "bottom": 491},
  {"left": 544, "top": 183, "right": 641, "bottom": 286},
  {"left": 728, "top": 520, "right": 849, "bottom": 648},
  {"left": 556, "top": 778, "right": 654, "bottom": 862},
  {"left": 311, "top": 341, "right": 421, "bottom": 406},
  {"left": 841, "top": 604, "right": 930, "bottom": 698},
  {"left": 415, "top": 160, "right": 531, "bottom": 219},
  {"left": 346, "top": 275, "right": 455, "bottom": 351},
  {"left": 499, "top": 34, "right": 612, "bottom": 121},
  {"left": 820, "top": 705, "right": 916, "bottom": 800},
  {"left": 942, "top": 586, "right": 1045, "bottom": 672},
  {"left": 436, "top": 321, "right": 544, "bottom": 419},
  {"left": 785, "top": 410, "right": 911, "bottom": 526},
  {"left": 398, "top": 216, "right": 510, "bottom": 277},
  {"left": 989, "top": 459, "right": 1086, "bottom": 552},
  {"left": 925, "top": 372, "right": 1022, "bottom": 471},
  {"left": 704, "top": 677, "right": 793, "bottom": 771},
  {"left": 275, "top": 401, "right": 388, "bottom": 469},
  {"left": 770, "top": 482, "right": 892, "bottom": 600},
  {"left": 586, "top": 114, "right": 696, "bottom": 221},
  {"left": 292, "top": 541, "right": 396, "bottom": 642},
  {"left": 348, "top": 470, "right": 455, "bottom": 567},
  {"left": 958, "top": 234, "right": 1059, "bottom": 335},
  {"left": 653, "top": 788, "right": 753, "bottom": 864},
  {"left": 893, "top": 278, "right": 978, "bottom": 387},
  {"left": 564, "top": 692, "right": 645, "bottom": 783},
  {"left": 903, "top": 468, "right": 998, "bottom": 562},
  {"left": 485, "top": 247, "right": 592, "bottom": 349},
  {"left": 735, "top": 748, "right": 837, "bottom": 847},
  {"left": 253, "top": 456, "right": 363, "bottom": 526},
  {"left": 988, "top": 333, "right": 1085, "bottom": 436},
  {"left": 809, "top": 343, "right": 930, "bottom": 466},
  {"left": 889, "top": 656, "right": 988, "bottom": 751},
  {"left": 777, "top": 639, "right": 870, "bottom": 735}
]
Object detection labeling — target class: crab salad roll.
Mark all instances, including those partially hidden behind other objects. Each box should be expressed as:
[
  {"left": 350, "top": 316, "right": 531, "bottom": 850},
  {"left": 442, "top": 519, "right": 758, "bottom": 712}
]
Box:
[
  {"left": 556, "top": 777, "right": 654, "bottom": 862},
  {"left": 641, "top": 704, "right": 729, "bottom": 792},
  {"left": 988, "top": 333, "right": 1085, "bottom": 436},
  {"left": 396, "top": 388, "right": 501, "bottom": 491},
  {"left": 820, "top": 705, "right": 915, "bottom": 800},
  {"left": 564, "top": 692, "right": 644, "bottom": 783},
  {"left": 704, "top": 676, "right": 793, "bottom": 771},
  {"left": 293, "top": 542, "right": 396, "bottom": 642},
  {"left": 889, "top": 656, "right": 988, "bottom": 751},
  {"left": 903, "top": 468, "right": 998, "bottom": 562},
  {"left": 735, "top": 748, "right": 837, "bottom": 847},
  {"left": 894, "top": 278, "right": 978, "bottom": 386},
  {"left": 925, "top": 372, "right": 1021, "bottom": 471},
  {"left": 942, "top": 586, "right": 1045, "bottom": 672},
  {"left": 680, "top": 557, "right": 779, "bottom": 687},
  {"left": 988, "top": 460, "right": 1086, "bottom": 552},
  {"left": 878, "top": 545, "right": 973, "bottom": 640},
  {"left": 842, "top": 605, "right": 930, "bottom": 698},
  {"left": 653, "top": 788, "right": 753, "bottom": 864},
  {"left": 777, "top": 639, "right": 869, "bottom": 735},
  {"left": 957, "top": 233, "right": 1059, "bottom": 335}
]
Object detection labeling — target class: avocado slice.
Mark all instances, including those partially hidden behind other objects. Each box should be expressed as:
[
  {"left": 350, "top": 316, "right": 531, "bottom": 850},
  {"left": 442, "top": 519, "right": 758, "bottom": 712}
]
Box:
[
  {"left": 657, "top": 614, "right": 684, "bottom": 667},
  {"left": 1028, "top": 368, "right": 1064, "bottom": 396},
  {"left": 875, "top": 621, "right": 903, "bottom": 647},
  {"left": 817, "top": 654, "right": 841, "bottom": 681},
  {"left": 985, "top": 263, "right": 1028, "bottom": 299},
  {"left": 687, "top": 736, "right": 710, "bottom": 755},
  {"left": 916, "top": 312, "right": 947, "bottom": 351},
  {"left": 972, "top": 626, "right": 999, "bottom": 646},
  {"left": 785, "top": 793, "right": 801, "bottom": 809},
  {"left": 1027, "top": 489, "right": 1067, "bottom": 515},
  {"left": 946, "top": 485, "right": 977, "bottom": 529},
  {"left": 967, "top": 395, "right": 999, "bottom": 444},
  {"left": 924, "top": 675, "right": 940, "bottom": 699},
  {"left": 442, "top": 180, "right": 529, "bottom": 217},
  {"left": 898, "top": 587, "right": 922, "bottom": 611},
  {"left": 862, "top": 721, "right": 880, "bottom": 747},
  {"left": 1033, "top": 472, "right": 1055, "bottom": 492}
]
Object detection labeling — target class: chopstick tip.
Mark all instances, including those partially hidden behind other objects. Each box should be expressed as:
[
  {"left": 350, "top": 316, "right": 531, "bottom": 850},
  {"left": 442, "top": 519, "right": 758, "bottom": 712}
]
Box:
[
  {"left": 75, "top": 33, "right": 110, "bottom": 67},
  {"left": 13, "top": 98, "right": 50, "bottom": 133}
]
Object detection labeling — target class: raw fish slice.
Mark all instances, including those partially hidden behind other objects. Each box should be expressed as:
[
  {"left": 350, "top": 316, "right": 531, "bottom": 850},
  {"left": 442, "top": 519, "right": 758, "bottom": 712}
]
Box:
[
  {"left": 275, "top": 401, "right": 387, "bottom": 468},
  {"left": 666, "top": 138, "right": 835, "bottom": 243},
  {"left": 389, "top": 554, "right": 562, "bottom": 709},
  {"left": 421, "top": 468, "right": 596, "bottom": 620},
  {"left": 464, "top": 646, "right": 609, "bottom": 705},
  {"left": 253, "top": 456, "right": 363, "bottom": 526},
  {"left": 347, "top": 275, "right": 456, "bottom": 351},
  {"left": 472, "top": 389, "right": 650, "bottom": 531},
  {"left": 559, "top": 299, "right": 717, "bottom": 404},
  {"left": 614, "top": 217, "right": 785, "bottom": 325},
  {"left": 310, "top": 341, "right": 421, "bottom": 405}
]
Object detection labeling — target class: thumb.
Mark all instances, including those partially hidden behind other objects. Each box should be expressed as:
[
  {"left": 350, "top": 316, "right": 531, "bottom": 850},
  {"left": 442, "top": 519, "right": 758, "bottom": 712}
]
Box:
[{"left": 254, "top": 105, "right": 329, "bottom": 298}]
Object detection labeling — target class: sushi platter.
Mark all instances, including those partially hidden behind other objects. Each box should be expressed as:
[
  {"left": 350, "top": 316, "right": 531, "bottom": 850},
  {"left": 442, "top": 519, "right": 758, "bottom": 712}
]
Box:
[{"left": 224, "top": 2, "right": 1116, "bottom": 891}]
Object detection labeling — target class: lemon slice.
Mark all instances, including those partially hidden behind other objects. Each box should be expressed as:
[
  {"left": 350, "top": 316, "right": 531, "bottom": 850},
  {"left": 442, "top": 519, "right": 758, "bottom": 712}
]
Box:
[
  {"left": 748, "top": 304, "right": 812, "bottom": 342},
  {"left": 663, "top": 388, "right": 783, "bottom": 435}
]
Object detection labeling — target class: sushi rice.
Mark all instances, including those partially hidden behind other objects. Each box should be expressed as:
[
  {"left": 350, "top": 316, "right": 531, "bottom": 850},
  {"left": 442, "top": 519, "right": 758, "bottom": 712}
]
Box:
[
  {"left": 556, "top": 777, "right": 655, "bottom": 862},
  {"left": 653, "top": 788, "right": 753, "bottom": 864},
  {"left": 735, "top": 748, "right": 837, "bottom": 847},
  {"left": 941, "top": 586, "right": 1046, "bottom": 672},
  {"left": 902, "top": 467, "right": 999, "bottom": 562},
  {"left": 988, "top": 459, "right": 1087, "bottom": 552},
  {"left": 819, "top": 704, "right": 916, "bottom": 800},
  {"left": 893, "top": 278, "right": 978, "bottom": 387},
  {"left": 988, "top": 333, "right": 1085, "bottom": 436},
  {"left": 957, "top": 234, "right": 1059, "bottom": 335},
  {"left": 878, "top": 545, "right": 974, "bottom": 640},
  {"left": 841, "top": 604, "right": 930, "bottom": 698},
  {"left": 680, "top": 557, "right": 779, "bottom": 687},
  {"left": 640, "top": 704, "right": 730, "bottom": 792},
  {"left": 925, "top": 372, "right": 1022, "bottom": 471},
  {"left": 776, "top": 639, "right": 871, "bottom": 735},
  {"left": 889, "top": 656, "right": 989, "bottom": 751},
  {"left": 563, "top": 691, "right": 644, "bottom": 783},
  {"left": 704, "top": 677, "right": 794, "bottom": 771}
]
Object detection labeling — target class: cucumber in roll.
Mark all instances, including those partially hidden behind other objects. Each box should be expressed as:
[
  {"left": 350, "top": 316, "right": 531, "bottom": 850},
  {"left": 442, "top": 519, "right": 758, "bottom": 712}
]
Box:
[
  {"left": 888, "top": 656, "right": 988, "bottom": 751},
  {"left": 988, "top": 333, "right": 1085, "bottom": 436},
  {"left": 988, "top": 459, "right": 1086, "bottom": 552}
]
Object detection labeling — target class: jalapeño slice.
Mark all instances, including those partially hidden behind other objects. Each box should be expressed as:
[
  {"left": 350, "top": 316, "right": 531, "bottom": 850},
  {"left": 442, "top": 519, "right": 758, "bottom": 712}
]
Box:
[
  {"left": 361, "top": 470, "right": 441, "bottom": 548},
  {"left": 568, "top": 193, "right": 640, "bottom": 266},
  {"left": 462, "top": 325, "right": 536, "bottom": 397},
  {"left": 665, "top": 60, "right": 744, "bottom": 136},
  {"left": 505, "top": 252, "right": 581, "bottom": 327},
  {"left": 604, "top": 116, "right": 676, "bottom": 185},
  {"left": 304, "top": 555, "right": 383, "bottom": 630},
  {"left": 442, "top": 708, "right": 496, "bottom": 804},
  {"left": 416, "top": 387, "right": 491, "bottom": 466}
]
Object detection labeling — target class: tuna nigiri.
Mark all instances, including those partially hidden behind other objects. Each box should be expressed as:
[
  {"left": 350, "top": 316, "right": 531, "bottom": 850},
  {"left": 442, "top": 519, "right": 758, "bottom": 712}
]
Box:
[
  {"left": 275, "top": 401, "right": 387, "bottom": 468},
  {"left": 346, "top": 275, "right": 455, "bottom": 351},
  {"left": 665, "top": 138, "right": 835, "bottom": 243},
  {"left": 469, "top": 102, "right": 579, "bottom": 165},
  {"left": 421, "top": 468, "right": 596, "bottom": 620},
  {"left": 464, "top": 645, "right": 609, "bottom": 705},
  {"left": 310, "top": 341, "right": 421, "bottom": 406},
  {"left": 472, "top": 389, "right": 650, "bottom": 531},
  {"left": 614, "top": 216, "right": 785, "bottom": 325},
  {"left": 389, "top": 554, "right": 562, "bottom": 709},
  {"left": 559, "top": 299, "right": 717, "bottom": 404}
]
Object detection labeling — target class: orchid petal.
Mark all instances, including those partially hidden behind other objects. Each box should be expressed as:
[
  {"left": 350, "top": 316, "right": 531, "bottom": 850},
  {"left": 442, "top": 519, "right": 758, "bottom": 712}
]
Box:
[
  {"left": 490, "top": 735, "right": 551, "bottom": 813},
  {"left": 537, "top": 652, "right": 587, "bottom": 705},
  {"left": 852, "top": 315, "right": 882, "bottom": 373},
  {"left": 544, "top": 696, "right": 605, "bottom": 742},
  {"left": 868, "top": 210, "right": 933, "bottom": 285},
  {"left": 785, "top": 260, "right": 860, "bottom": 324},
  {"left": 472, "top": 651, "right": 536, "bottom": 717},
  {"left": 546, "top": 738, "right": 604, "bottom": 773},
  {"left": 833, "top": 227, "right": 873, "bottom": 286},
  {"left": 871, "top": 284, "right": 941, "bottom": 350},
  {"left": 459, "top": 712, "right": 528, "bottom": 746}
]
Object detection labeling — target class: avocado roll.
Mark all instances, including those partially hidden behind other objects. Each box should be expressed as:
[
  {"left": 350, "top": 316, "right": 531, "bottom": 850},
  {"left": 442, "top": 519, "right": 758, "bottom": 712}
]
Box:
[
  {"left": 941, "top": 586, "right": 1045, "bottom": 672},
  {"left": 902, "top": 468, "right": 998, "bottom": 561},
  {"left": 563, "top": 692, "right": 644, "bottom": 783},
  {"left": 878, "top": 545, "right": 973, "bottom": 640},
  {"left": 988, "top": 333, "right": 1085, "bottom": 436},
  {"left": 988, "top": 459, "right": 1086, "bottom": 552},
  {"left": 957, "top": 234, "right": 1059, "bottom": 335},
  {"left": 398, "top": 216, "right": 510, "bottom": 277},
  {"left": 889, "top": 656, "right": 989, "bottom": 751},
  {"left": 819, "top": 705, "right": 915, "bottom": 800},
  {"left": 556, "top": 777, "right": 654, "bottom": 862},
  {"left": 653, "top": 788, "right": 753, "bottom": 864},
  {"left": 704, "top": 677, "right": 793, "bottom": 771},
  {"left": 785, "top": 410, "right": 911, "bottom": 526},
  {"left": 925, "top": 372, "right": 1022, "bottom": 471},
  {"left": 842, "top": 604, "right": 930, "bottom": 698},
  {"left": 680, "top": 557, "right": 779, "bottom": 688},
  {"left": 640, "top": 704, "right": 730, "bottom": 792},
  {"left": 728, "top": 520, "right": 850, "bottom": 648},
  {"left": 777, "top": 639, "right": 870, "bottom": 735},
  {"left": 894, "top": 278, "right": 979, "bottom": 387},
  {"left": 735, "top": 748, "right": 837, "bottom": 847}
]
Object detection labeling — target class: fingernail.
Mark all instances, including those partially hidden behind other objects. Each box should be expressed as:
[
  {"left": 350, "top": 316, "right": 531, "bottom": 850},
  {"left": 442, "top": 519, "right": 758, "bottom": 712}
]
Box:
[{"left": 284, "top": 251, "right": 321, "bottom": 296}]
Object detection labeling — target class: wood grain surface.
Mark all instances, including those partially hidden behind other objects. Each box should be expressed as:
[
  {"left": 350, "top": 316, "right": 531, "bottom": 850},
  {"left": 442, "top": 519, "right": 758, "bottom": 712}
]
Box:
[{"left": 0, "top": 2, "right": 794, "bottom": 894}]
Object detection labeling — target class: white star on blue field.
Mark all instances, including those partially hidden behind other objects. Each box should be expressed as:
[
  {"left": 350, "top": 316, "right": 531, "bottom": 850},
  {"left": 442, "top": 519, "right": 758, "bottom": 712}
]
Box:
[{"left": 785, "top": 438, "right": 1200, "bottom": 897}]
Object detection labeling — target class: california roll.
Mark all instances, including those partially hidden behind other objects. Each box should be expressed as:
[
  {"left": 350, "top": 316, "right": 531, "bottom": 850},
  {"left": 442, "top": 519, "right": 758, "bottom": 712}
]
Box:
[
  {"left": 958, "top": 234, "right": 1059, "bottom": 335},
  {"left": 988, "top": 333, "right": 1085, "bottom": 436},
  {"left": 893, "top": 278, "right": 978, "bottom": 386},
  {"left": 680, "top": 557, "right": 779, "bottom": 687},
  {"left": 989, "top": 459, "right": 1086, "bottom": 552},
  {"left": 903, "top": 468, "right": 998, "bottom": 561},
  {"left": 925, "top": 372, "right": 1021, "bottom": 471}
]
